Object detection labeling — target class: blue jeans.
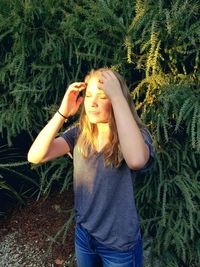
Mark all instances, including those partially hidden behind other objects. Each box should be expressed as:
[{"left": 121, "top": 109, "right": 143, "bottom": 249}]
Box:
[{"left": 75, "top": 223, "right": 143, "bottom": 267}]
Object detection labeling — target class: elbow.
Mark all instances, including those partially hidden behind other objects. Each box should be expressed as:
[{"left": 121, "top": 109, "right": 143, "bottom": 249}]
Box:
[
  {"left": 127, "top": 144, "right": 150, "bottom": 170},
  {"left": 27, "top": 154, "right": 37, "bottom": 164},
  {"left": 127, "top": 151, "right": 149, "bottom": 170},
  {"left": 27, "top": 151, "right": 42, "bottom": 164},
  {"left": 127, "top": 158, "right": 148, "bottom": 170}
]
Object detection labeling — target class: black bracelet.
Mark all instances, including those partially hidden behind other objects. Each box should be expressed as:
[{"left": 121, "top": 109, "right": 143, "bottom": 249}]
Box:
[{"left": 57, "top": 110, "right": 68, "bottom": 120}]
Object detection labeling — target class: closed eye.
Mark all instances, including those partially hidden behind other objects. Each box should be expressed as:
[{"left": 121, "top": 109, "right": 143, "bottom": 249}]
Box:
[{"left": 85, "top": 94, "right": 107, "bottom": 99}]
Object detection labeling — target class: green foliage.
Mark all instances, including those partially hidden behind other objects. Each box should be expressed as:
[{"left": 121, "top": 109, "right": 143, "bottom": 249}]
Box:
[
  {"left": 47, "top": 208, "right": 74, "bottom": 251},
  {"left": 0, "top": 145, "right": 39, "bottom": 215},
  {"left": 0, "top": 0, "right": 200, "bottom": 266},
  {"left": 128, "top": 1, "right": 200, "bottom": 266},
  {"left": 31, "top": 155, "right": 73, "bottom": 197}
]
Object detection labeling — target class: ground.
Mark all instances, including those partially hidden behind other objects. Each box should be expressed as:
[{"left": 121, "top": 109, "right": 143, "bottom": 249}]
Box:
[
  {"left": 0, "top": 188, "right": 75, "bottom": 267},
  {"left": 0, "top": 187, "right": 160, "bottom": 267}
]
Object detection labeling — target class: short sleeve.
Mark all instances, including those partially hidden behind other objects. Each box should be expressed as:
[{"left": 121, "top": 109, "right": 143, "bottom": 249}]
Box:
[
  {"left": 139, "top": 128, "right": 155, "bottom": 172},
  {"left": 61, "top": 125, "right": 79, "bottom": 157}
]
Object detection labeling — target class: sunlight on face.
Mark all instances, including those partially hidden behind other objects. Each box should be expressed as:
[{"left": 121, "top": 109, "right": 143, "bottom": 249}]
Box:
[{"left": 84, "top": 76, "right": 112, "bottom": 124}]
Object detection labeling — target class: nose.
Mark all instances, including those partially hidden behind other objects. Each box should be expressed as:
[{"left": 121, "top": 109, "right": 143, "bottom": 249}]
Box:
[{"left": 90, "top": 96, "right": 98, "bottom": 107}]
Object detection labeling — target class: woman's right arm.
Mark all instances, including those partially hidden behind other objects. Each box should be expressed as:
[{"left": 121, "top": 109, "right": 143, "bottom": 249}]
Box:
[
  {"left": 27, "top": 112, "right": 69, "bottom": 164},
  {"left": 27, "top": 82, "right": 86, "bottom": 164}
]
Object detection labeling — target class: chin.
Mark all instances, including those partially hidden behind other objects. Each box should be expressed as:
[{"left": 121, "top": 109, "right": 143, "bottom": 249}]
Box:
[
  {"left": 88, "top": 118, "right": 103, "bottom": 124},
  {"left": 87, "top": 116, "right": 108, "bottom": 124}
]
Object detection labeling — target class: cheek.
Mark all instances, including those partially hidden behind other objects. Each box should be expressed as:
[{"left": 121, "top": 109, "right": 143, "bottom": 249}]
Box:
[{"left": 102, "top": 101, "right": 112, "bottom": 114}]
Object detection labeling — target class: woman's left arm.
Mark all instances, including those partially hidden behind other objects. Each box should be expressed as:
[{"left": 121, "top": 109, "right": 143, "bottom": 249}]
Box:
[{"left": 100, "top": 71, "right": 150, "bottom": 170}]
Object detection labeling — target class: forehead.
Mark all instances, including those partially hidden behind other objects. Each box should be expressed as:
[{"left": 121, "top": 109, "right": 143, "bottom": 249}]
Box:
[{"left": 86, "top": 76, "right": 104, "bottom": 94}]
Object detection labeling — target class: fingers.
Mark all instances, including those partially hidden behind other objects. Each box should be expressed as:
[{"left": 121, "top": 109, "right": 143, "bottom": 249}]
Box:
[
  {"left": 100, "top": 70, "right": 117, "bottom": 83},
  {"left": 65, "top": 82, "right": 87, "bottom": 100},
  {"left": 103, "top": 70, "right": 117, "bottom": 81},
  {"left": 97, "top": 80, "right": 104, "bottom": 90},
  {"left": 97, "top": 70, "right": 117, "bottom": 89},
  {"left": 76, "top": 96, "right": 83, "bottom": 107},
  {"left": 68, "top": 82, "right": 87, "bottom": 92},
  {"left": 101, "top": 70, "right": 112, "bottom": 79},
  {"left": 74, "top": 83, "right": 87, "bottom": 90}
]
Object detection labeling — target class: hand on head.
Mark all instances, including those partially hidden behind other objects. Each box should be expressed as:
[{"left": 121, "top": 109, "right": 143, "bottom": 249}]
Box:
[
  {"left": 59, "top": 69, "right": 123, "bottom": 119},
  {"left": 97, "top": 70, "right": 122, "bottom": 100},
  {"left": 59, "top": 82, "right": 87, "bottom": 118}
]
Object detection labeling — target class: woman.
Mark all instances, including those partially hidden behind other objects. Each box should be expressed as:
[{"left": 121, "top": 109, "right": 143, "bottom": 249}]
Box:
[{"left": 28, "top": 68, "right": 155, "bottom": 267}]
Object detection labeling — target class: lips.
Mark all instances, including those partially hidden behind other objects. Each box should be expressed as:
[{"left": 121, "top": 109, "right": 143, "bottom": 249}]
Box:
[{"left": 88, "top": 111, "right": 100, "bottom": 115}]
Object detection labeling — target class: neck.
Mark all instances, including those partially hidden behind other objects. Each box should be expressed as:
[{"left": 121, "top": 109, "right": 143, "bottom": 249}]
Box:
[
  {"left": 94, "top": 123, "right": 111, "bottom": 151},
  {"left": 96, "top": 123, "right": 110, "bottom": 137}
]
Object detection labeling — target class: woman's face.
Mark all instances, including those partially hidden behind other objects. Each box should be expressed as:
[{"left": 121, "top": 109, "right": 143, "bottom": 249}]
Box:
[{"left": 84, "top": 76, "right": 112, "bottom": 124}]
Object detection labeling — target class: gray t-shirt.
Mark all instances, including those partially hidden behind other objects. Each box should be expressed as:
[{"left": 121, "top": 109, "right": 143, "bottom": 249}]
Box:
[{"left": 62, "top": 125, "right": 155, "bottom": 251}]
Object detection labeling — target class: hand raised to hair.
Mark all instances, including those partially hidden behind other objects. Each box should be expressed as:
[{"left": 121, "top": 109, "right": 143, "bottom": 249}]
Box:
[
  {"left": 59, "top": 82, "right": 86, "bottom": 118},
  {"left": 97, "top": 70, "right": 123, "bottom": 101}
]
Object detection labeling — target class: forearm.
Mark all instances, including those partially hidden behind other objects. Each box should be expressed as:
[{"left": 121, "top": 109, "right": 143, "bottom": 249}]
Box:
[
  {"left": 27, "top": 112, "right": 66, "bottom": 163},
  {"left": 111, "top": 95, "right": 149, "bottom": 169}
]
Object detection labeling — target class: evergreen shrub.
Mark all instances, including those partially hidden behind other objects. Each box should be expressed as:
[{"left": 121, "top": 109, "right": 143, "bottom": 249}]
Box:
[{"left": 0, "top": 0, "right": 199, "bottom": 266}]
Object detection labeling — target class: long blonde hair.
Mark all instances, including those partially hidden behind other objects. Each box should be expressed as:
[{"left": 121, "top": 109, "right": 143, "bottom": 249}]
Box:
[{"left": 77, "top": 68, "right": 145, "bottom": 168}]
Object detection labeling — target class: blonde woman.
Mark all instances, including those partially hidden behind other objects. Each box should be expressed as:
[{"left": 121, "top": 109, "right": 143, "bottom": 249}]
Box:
[{"left": 28, "top": 68, "right": 155, "bottom": 267}]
